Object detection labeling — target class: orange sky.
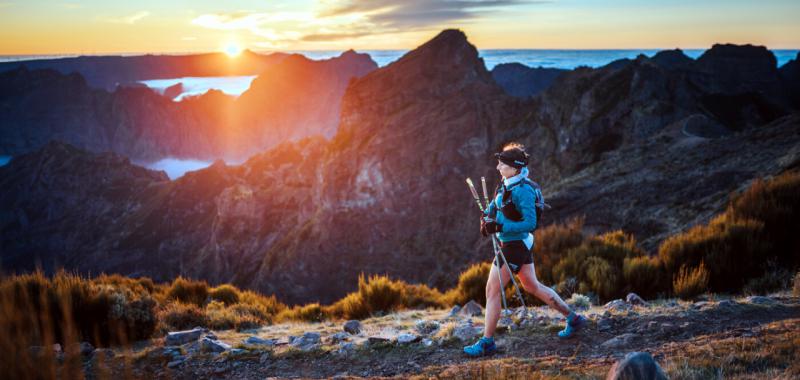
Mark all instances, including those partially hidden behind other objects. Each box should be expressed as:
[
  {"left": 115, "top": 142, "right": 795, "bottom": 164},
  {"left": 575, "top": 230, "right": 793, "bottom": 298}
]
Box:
[{"left": 1, "top": 0, "right": 798, "bottom": 55}]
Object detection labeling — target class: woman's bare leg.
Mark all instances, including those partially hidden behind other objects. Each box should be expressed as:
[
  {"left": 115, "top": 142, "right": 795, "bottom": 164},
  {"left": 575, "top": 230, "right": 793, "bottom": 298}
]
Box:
[
  {"left": 517, "top": 263, "right": 571, "bottom": 316},
  {"left": 483, "top": 262, "right": 511, "bottom": 338}
]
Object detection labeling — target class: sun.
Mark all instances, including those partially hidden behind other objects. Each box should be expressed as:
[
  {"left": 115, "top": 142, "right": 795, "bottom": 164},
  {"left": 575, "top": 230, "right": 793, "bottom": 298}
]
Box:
[{"left": 223, "top": 42, "right": 242, "bottom": 58}]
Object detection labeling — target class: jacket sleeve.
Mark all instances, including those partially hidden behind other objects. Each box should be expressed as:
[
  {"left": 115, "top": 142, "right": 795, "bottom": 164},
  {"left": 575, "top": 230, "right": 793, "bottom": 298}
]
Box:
[{"left": 501, "top": 185, "right": 537, "bottom": 233}]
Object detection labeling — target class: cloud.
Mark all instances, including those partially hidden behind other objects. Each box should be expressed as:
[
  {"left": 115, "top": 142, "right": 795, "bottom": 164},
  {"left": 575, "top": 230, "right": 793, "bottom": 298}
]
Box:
[
  {"left": 103, "top": 11, "right": 150, "bottom": 25},
  {"left": 191, "top": 1, "right": 541, "bottom": 46},
  {"left": 317, "top": 0, "right": 536, "bottom": 28},
  {"left": 61, "top": 2, "right": 83, "bottom": 9}
]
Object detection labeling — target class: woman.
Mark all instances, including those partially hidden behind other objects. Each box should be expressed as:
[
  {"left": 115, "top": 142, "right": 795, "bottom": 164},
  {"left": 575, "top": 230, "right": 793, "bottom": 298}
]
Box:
[{"left": 464, "top": 143, "right": 587, "bottom": 357}]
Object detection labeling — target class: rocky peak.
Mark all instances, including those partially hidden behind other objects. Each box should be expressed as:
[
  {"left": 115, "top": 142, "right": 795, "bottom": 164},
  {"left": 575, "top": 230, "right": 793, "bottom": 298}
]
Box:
[{"left": 651, "top": 48, "right": 694, "bottom": 69}]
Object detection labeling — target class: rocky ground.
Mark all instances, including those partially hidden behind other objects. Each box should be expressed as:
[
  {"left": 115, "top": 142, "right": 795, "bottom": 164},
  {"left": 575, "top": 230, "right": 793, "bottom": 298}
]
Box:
[{"left": 47, "top": 292, "right": 799, "bottom": 379}]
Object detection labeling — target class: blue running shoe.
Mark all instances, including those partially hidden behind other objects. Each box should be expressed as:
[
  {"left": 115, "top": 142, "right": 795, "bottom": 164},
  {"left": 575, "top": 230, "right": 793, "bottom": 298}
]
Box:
[
  {"left": 463, "top": 336, "right": 496, "bottom": 357},
  {"left": 558, "top": 313, "right": 587, "bottom": 339}
]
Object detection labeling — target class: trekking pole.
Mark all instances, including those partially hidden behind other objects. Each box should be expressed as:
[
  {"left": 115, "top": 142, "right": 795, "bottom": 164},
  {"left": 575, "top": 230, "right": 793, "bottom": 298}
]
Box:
[
  {"left": 481, "top": 177, "right": 526, "bottom": 309},
  {"left": 466, "top": 178, "right": 508, "bottom": 311}
]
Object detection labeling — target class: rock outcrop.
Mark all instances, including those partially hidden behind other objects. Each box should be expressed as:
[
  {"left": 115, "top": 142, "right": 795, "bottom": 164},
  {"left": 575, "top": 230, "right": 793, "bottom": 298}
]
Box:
[
  {"left": 491, "top": 62, "right": 565, "bottom": 97},
  {"left": 2, "top": 30, "right": 799, "bottom": 304},
  {"left": 0, "top": 51, "right": 377, "bottom": 162}
]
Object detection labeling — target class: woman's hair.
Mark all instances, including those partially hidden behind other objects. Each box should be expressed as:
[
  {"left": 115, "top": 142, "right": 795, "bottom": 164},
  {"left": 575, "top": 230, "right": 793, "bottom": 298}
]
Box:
[{"left": 502, "top": 142, "right": 526, "bottom": 152}]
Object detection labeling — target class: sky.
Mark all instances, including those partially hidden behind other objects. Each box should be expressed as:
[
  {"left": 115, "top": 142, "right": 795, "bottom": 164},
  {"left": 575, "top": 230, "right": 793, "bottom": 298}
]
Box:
[{"left": 0, "top": 0, "right": 799, "bottom": 55}]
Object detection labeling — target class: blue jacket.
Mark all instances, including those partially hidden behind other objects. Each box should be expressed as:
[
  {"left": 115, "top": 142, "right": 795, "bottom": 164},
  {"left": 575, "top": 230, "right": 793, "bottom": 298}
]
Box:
[{"left": 484, "top": 169, "right": 541, "bottom": 243}]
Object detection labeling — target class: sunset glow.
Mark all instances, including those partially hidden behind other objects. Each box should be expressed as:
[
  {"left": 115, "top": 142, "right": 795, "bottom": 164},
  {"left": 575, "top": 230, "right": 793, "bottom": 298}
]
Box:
[
  {"left": 223, "top": 42, "right": 242, "bottom": 58},
  {"left": 0, "top": 1, "right": 798, "bottom": 55}
]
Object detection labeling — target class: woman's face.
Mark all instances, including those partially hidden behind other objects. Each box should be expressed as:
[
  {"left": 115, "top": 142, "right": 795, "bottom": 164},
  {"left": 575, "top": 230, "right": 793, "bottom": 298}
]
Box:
[{"left": 496, "top": 160, "right": 519, "bottom": 179}]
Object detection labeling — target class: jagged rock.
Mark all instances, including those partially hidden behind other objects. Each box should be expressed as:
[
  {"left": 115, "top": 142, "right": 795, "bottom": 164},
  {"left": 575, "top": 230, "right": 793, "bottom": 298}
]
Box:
[
  {"left": 458, "top": 300, "right": 484, "bottom": 317},
  {"left": 244, "top": 336, "right": 276, "bottom": 346},
  {"left": 167, "top": 358, "right": 185, "bottom": 368},
  {"left": 328, "top": 332, "right": 350, "bottom": 344},
  {"left": 336, "top": 342, "right": 356, "bottom": 355},
  {"left": 601, "top": 333, "right": 637, "bottom": 348},
  {"left": 453, "top": 321, "right": 481, "bottom": 341},
  {"left": 166, "top": 328, "right": 204, "bottom": 346},
  {"left": 291, "top": 332, "right": 321, "bottom": 351},
  {"left": 422, "top": 338, "right": 434, "bottom": 347},
  {"left": 259, "top": 352, "right": 271, "bottom": 364},
  {"left": 605, "top": 299, "right": 630, "bottom": 312},
  {"left": 415, "top": 320, "right": 440, "bottom": 335},
  {"left": 747, "top": 296, "right": 777, "bottom": 305},
  {"left": 343, "top": 320, "right": 362, "bottom": 334},
  {"left": 368, "top": 336, "right": 390, "bottom": 345},
  {"left": 607, "top": 351, "right": 668, "bottom": 380},
  {"left": 397, "top": 333, "right": 420, "bottom": 344},
  {"left": 205, "top": 333, "right": 218, "bottom": 340},
  {"left": 491, "top": 63, "right": 565, "bottom": 98},
  {"left": 691, "top": 301, "right": 710, "bottom": 309},
  {"left": 201, "top": 337, "right": 231, "bottom": 353},
  {"left": 447, "top": 306, "right": 461, "bottom": 318},
  {"left": 626, "top": 293, "right": 648, "bottom": 306},
  {"left": 718, "top": 299, "right": 738, "bottom": 308}
]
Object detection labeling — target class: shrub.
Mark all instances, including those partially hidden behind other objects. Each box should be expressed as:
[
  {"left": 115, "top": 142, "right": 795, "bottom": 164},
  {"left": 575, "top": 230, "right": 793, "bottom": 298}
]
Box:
[
  {"left": 673, "top": 262, "right": 710, "bottom": 299},
  {"left": 551, "top": 231, "right": 643, "bottom": 302},
  {"left": 659, "top": 215, "right": 769, "bottom": 292},
  {"left": 728, "top": 171, "right": 800, "bottom": 268},
  {"left": 238, "top": 290, "right": 286, "bottom": 316},
  {"left": 533, "top": 217, "right": 586, "bottom": 284},
  {"left": 276, "top": 303, "right": 326, "bottom": 322},
  {"left": 209, "top": 284, "right": 240, "bottom": 305},
  {"left": 0, "top": 271, "right": 158, "bottom": 349},
  {"left": 403, "top": 283, "right": 445, "bottom": 309},
  {"left": 166, "top": 277, "right": 209, "bottom": 307},
  {"left": 623, "top": 256, "right": 665, "bottom": 299},
  {"left": 158, "top": 302, "right": 206, "bottom": 331},
  {"left": 567, "top": 293, "right": 592, "bottom": 310},
  {"left": 742, "top": 261, "right": 794, "bottom": 295},
  {"left": 356, "top": 274, "right": 404, "bottom": 314},
  {"left": 442, "top": 262, "right": 491, "bottom": 306},
  {"left": 584, "top": 257, "right": 621, "bottom": 301}
]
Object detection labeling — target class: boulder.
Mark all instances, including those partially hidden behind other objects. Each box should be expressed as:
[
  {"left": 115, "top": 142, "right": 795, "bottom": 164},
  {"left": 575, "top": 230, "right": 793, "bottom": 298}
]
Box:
[
  {"left": 165, "top": 328, "right": 204, "bottom": 346},
  {"left": 447, "top": 305, "right": 461, "bottom": 318},
  {"left": 291, "top": 332, "right": 321, "bottom": 351},
  {"left": 244, "top": 336, "right": 276, "bottom": 346},
  {"left": 397, "top": 333, "right": 420, "bottom": 344},
  {"left": 605, "top": 299, "right": 630, "bottom": 312},
  {"left": 453, "top": 321, "right": 481, "bottom": 341},
  {"left": 625, "top": 293, "right": 648, "bottom": 306},
  {"left": 201, "top": 337, "right": 231, "bottom": 353},
  {"left": 328, "top": 332, "right": 350, "bottom": 344},
  {"left": 606, "top": 352, "right": 668, "bottom": 380},
  {"left": 343, "top": 320, "right": 362, "bottom": 334},
  {"left": 458, "top": 300, "right": 484, "bottom": 317},
  {"left": 601, "top": 333, "right": 637, "bottom": 349},
  {"left": 746, "top": 296, "right": 776, "bottom": 305}
]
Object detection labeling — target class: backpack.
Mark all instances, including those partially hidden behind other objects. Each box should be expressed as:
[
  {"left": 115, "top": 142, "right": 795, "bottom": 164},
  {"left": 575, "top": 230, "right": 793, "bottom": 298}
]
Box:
[{"left": 495, "top": 179, "right": 548, "bottom": 230}]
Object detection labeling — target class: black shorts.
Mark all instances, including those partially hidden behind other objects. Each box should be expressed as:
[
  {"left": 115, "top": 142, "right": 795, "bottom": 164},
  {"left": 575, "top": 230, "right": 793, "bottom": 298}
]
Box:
[{"left": 493, "top": 240, "right": 533, "bottom": 274}]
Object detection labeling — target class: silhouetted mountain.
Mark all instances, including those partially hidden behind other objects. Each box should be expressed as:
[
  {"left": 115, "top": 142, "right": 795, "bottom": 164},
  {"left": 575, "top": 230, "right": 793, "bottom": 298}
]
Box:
[
  {"left": 0, "top": 50, "right": 289, "bottom": 91},
  {"left": 2, "top": 30, "right": 799, "bottom": 305},
  {"left": 491, "top": 63, "right": 566, "bottom": 97},
  {"left": 0, "top": 51, "right": 377, "bottom": 162}
]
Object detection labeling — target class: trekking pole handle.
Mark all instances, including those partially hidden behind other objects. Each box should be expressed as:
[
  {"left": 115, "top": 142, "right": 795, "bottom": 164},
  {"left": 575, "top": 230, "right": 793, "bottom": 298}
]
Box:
[
  {"left": 480, "top": 176, "right": 490, "bottom": 209},
  {"left": 465, "top": 178, "right": 485, "bottom": 213}
]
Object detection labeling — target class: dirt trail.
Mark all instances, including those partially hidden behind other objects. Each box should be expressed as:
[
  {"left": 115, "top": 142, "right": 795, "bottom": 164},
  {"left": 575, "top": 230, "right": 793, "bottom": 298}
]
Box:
[{"left": 86, "top": 295, "right": 800, "bottom": 379}]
